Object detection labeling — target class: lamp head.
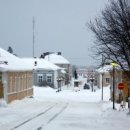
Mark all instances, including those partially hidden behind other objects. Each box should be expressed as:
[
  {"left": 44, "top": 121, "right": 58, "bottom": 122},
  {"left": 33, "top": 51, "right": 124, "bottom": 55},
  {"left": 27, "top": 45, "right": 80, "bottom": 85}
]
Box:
[{"left": 111, "top": 62, "right": 118, "bottom": 67}]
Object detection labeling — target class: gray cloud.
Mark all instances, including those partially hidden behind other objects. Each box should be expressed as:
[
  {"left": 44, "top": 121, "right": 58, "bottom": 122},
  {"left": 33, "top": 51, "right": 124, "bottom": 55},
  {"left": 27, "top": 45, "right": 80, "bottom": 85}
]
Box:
[{"left": 0, "top": 0, "right": 108, "bottom": 66}]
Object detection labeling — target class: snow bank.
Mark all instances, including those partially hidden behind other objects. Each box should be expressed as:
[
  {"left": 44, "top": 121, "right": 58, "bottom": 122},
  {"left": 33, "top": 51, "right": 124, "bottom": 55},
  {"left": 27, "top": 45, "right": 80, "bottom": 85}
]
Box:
[{"left": 0, "top": 99, "right": 7, "bottom": 107}]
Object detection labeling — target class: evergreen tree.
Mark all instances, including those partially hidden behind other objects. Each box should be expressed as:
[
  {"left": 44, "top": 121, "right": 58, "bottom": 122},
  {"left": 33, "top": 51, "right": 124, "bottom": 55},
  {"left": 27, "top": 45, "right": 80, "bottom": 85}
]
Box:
[
  {"left": 7, "top": 46, "right": 13, "bottom": 54},
  {"left": 74, "top": 70, "right": 78, "bottom": 79}
]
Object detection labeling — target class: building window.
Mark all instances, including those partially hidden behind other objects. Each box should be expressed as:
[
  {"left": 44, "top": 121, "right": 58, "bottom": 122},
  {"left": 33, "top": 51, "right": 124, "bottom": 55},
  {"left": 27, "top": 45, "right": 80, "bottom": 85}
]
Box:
[
  {"left": 106, "top": 78, "right": 110, "bottom": 84},
  {"left": 46, "top": 74, "right": 52, "bottom": 83},
  {"left": 37, "top": 74, "right": 43, "bottom": 83},
  {"left": 47, "top": 76, "right": 52, "bottom": 83}
]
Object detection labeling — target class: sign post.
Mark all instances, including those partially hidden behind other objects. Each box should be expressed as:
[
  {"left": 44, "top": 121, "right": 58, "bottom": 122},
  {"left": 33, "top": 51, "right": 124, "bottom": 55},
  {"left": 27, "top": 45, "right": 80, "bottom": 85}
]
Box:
[{"left": 118, "top": 83, "right": 124, "bottom": 104}]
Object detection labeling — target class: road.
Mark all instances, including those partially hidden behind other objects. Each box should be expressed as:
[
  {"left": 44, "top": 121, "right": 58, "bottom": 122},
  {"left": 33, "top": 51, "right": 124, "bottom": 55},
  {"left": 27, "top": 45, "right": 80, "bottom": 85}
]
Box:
[
  {"left": 0, "top": 101, "right": 104, "bottom": 130},
  {"left": 41, "top": 102, "right": 102, "bottom": 130},
  {"left": 0, "top": 85, "right": 130, "bottom": 130}
]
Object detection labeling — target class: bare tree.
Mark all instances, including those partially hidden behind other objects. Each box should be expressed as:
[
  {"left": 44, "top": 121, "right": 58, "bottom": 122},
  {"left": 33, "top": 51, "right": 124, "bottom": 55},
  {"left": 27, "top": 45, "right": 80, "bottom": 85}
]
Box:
[{"left": 88, "top": 0, "right": 130, "bottom": 73}]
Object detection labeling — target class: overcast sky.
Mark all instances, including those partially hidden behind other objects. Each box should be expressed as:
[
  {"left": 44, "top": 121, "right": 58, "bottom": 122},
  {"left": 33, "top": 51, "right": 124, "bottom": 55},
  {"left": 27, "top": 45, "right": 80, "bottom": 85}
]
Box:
[{"left": 0, "top": 0, "right": 108, "bottom": 66}]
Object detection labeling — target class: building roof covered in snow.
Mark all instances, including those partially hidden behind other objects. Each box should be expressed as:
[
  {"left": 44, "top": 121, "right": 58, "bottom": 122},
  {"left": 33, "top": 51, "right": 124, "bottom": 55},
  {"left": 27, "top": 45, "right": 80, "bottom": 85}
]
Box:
[
  {"left": 0, "top": 48, "right": 33, "bottom": 71},
  {"left": 96, "top": 63, "right": 123, "bottom": 73},
  {"left": 44, "top": 53, "right": 70, "bottom": 64},
  {"left": 21, "top": 58, "right": 61, "bottom": 71},
  {"left": 96, "top": 65, "right": 112, "bottom": 73},
  {"left": 0, "top": 48, "right": 61, "bottom": 72}
]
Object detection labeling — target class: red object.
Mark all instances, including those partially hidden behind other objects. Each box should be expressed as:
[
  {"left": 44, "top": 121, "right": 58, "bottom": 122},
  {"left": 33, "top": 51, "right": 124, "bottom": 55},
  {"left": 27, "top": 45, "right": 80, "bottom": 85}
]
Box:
[{"left": 118, "top": 83, "right": 124, "bottom": 90}]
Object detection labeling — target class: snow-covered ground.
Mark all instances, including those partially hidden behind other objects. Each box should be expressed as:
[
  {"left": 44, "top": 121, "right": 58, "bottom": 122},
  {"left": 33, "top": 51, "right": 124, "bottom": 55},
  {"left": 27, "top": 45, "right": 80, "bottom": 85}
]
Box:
[{"left": 0, "top": 77, "right": 130, "bottom": 130}]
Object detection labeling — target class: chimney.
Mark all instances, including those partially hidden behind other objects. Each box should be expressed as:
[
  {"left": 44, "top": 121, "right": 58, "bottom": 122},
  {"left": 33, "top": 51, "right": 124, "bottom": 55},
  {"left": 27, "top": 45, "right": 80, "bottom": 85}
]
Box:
[
  {"left": 4, "top": 61, "right": 8, "bottom": 65},
  {"left": 57, "top": 52, "right": 61, "bottom": 55},
  {"left": 43, "top": 52, "right": 50, "bottom": 57},
  {"left": 40, "top": 54, "right": 44, "bottom": 58},
  {"left": 34, "top": 61, "right": 37, "bottom": 66}
]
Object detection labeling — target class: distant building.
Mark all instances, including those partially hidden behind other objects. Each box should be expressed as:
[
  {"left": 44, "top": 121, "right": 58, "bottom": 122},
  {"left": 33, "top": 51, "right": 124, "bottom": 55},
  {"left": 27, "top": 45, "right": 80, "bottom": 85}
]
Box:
[
  {"left": 77, "top": 66, "right": 96, "bottom": 81},
  {"left": 22, "top": 58, "right": 61, "bottom": 88},
  {"left": 96, "top": 65, "right": 111, "bottom": 88},
  {"left": 43, "top": 52, "right": 72, "bottom": 85},
  {"left": 96, "top": 64, "right": 130, "bottom": 102},
  {"left": 77, "top": 67, "right": 88, "bottom": 78}
]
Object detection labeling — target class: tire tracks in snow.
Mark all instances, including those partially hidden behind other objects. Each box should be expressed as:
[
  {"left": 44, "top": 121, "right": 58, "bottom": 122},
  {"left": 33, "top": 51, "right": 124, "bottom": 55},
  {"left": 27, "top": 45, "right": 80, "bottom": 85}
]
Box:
[
  {"left": 11, "top": 102, "right": 69, "bottom": 130},
  {"left": 11, "top": 103, "right": 57, "bottom": 130},
  {"left": 37, "top": 102, "right": 69, "bottom": 130}
]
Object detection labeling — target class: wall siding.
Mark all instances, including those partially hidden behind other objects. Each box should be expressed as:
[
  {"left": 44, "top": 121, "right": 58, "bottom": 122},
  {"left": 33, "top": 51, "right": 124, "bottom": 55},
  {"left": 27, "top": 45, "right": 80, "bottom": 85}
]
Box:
[
  {"left": 7, "top": 71, "right": 33, "bottom": 103},
  {"left": 33, "top": 70, "right": 55, "bottom": 87}
]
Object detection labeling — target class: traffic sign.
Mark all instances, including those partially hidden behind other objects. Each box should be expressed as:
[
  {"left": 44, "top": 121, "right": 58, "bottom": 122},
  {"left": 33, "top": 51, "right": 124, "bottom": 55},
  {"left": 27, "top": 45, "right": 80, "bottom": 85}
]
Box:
[{"left": 118, "top": 83, "right": 124, "bottom": 90}]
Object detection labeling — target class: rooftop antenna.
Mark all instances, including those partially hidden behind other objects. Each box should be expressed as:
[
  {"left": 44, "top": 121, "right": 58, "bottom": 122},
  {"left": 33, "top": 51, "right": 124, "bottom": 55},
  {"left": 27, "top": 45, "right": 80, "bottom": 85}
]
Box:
[{"left": 33, "top": 16, "right": 35, "bottom": 57}]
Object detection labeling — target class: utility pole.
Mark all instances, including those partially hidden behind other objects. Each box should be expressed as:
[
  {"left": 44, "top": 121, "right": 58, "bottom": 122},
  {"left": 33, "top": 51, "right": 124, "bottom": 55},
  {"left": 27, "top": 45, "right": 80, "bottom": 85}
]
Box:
[{"left": 33, "top": 16, "right": 35, "bottom": 57}]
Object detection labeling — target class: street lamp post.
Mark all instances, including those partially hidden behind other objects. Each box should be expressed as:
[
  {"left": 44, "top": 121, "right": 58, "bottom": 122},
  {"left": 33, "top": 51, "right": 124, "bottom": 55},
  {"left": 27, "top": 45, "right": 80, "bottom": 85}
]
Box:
[
  {"left": 90, "top": 76, "right": 94, "bottom": 92},
  {"left": 113, "top": 65, "right": 115, "bottom": 109},
  {"left": 56, "top": 77, "right": 62, "bottom": 92},
  {"left": 101, "top": 73, "right": 104, "bottom": 101},
  {"left": 111, "top": 62, "right": 118, "bottom": 110},
  {"left": 128, "top": 87, "right": 130, "bottom": 114}
]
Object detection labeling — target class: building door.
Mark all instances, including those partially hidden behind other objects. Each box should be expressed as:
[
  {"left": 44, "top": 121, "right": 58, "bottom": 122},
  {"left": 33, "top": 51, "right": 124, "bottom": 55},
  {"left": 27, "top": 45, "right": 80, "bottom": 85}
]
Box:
[{"left": 0, "top": 72, "right": 3, "bottom": 98}]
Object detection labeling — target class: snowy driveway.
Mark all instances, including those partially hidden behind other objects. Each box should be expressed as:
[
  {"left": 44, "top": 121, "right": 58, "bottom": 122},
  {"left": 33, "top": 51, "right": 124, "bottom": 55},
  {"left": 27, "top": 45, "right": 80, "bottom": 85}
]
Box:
[{"left": 0, "top": 86, "right": 130, "bottom": 130}]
